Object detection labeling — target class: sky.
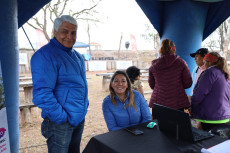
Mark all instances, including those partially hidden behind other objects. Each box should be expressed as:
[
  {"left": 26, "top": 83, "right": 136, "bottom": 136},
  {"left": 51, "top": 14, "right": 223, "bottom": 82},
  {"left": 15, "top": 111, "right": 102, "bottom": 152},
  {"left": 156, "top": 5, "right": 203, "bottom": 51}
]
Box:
[{"left": 18, "top": 0, "right": 155, "bottom": 50}]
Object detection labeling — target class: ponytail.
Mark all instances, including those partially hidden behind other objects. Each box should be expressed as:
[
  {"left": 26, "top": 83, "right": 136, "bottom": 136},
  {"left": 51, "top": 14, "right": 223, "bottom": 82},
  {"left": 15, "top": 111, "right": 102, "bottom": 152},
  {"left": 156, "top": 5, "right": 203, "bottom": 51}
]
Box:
[
  {"left": 159, "top": 38, "right": 175, "bottom": 55},
  {"left": 207, "top": 52, "right": 230, "bottom": 80},
  {"left": 215, "top": 56, "right": 229, "bottom": 80}
]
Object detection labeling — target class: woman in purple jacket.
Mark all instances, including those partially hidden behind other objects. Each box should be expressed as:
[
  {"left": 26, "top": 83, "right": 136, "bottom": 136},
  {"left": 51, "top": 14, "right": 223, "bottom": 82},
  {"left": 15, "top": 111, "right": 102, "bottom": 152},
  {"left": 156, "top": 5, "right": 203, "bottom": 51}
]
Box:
[
  {"left": 148, "top": 39, "right": 192, "bottom": 117},
  {"left": 191, "top": 52, "right": 230, "bottom": 131}
]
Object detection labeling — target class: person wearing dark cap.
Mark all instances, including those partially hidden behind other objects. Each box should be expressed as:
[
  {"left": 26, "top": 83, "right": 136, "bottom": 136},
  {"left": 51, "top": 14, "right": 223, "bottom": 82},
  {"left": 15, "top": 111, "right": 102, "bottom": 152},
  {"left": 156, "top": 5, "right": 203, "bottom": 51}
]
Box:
[
  {"left": 190, "top": 48, "right": 209, "bottom": 84},
  {"left": 189, "top": 48, "right": 209, "bottom": 129}
]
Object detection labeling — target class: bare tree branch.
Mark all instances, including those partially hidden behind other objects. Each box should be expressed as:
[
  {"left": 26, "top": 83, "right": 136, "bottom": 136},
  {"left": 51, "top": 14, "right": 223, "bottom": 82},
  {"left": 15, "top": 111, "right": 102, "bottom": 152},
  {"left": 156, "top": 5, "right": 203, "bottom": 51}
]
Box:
[
  {"left": 59, "top": 0, "right": 68, "bottom": 16},
  {"left": 26, "top": 0, "right": 102, "bottom": 43},
  {"left": 72, "top": 0, "right": 101, "bottom": 17},
  {"left": 27, "top": 22, "right": 41, "bottom": 30},
  {"left": 223, "top": 18, "right": 230, "bottom": 58}
]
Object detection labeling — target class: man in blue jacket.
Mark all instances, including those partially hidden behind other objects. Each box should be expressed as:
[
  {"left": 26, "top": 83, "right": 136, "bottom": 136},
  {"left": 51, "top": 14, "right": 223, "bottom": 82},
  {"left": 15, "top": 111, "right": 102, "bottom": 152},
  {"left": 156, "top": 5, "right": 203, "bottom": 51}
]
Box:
[{"left": 31, "top": 15, "right": 89, "bottom": 153}]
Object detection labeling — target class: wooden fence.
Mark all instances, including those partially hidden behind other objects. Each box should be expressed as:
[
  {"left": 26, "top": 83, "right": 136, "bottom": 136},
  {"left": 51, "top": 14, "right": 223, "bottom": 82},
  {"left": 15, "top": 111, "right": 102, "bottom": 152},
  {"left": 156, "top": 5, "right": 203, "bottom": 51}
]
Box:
[{"left": 19, "top": 49, "right": 153, "bottom": 74}]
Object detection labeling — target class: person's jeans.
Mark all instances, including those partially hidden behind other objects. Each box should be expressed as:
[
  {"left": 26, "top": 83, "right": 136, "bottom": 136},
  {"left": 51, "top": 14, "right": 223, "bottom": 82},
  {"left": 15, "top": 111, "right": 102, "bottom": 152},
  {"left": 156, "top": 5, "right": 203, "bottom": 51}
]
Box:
[{"left": 41, "top": 117, "right": 85, "bottom": 153}]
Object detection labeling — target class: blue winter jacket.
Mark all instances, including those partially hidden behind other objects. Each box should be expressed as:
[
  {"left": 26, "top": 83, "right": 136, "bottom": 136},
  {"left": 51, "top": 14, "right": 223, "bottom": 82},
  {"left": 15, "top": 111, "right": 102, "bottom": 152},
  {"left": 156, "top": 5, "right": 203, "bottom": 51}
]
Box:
[
  {"left": 102, "top": 90, "right": 152, "bottom": 131},
  {"left": 31, "top": 38, "right": 89, "bottom": 126}
]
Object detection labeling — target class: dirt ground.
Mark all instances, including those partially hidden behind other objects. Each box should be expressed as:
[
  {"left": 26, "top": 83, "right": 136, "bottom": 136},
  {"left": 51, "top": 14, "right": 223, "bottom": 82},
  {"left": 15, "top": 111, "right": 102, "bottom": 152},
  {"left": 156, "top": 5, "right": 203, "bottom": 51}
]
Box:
[{"left": 19, "top": 71, "right": 152, "bottom": 153}]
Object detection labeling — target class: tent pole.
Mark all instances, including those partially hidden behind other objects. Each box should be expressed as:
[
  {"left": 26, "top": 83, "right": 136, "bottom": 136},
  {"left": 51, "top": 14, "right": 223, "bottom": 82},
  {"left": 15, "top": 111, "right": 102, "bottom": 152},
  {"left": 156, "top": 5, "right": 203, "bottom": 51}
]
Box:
[{"left": 0, "top": 0, "right": 19, "bottom": 152}]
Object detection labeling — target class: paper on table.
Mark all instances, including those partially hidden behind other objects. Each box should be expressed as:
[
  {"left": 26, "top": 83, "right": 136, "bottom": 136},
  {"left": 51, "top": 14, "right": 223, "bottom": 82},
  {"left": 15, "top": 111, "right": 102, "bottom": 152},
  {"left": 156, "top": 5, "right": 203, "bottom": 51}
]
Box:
[
  {"left": 201, "top": 148, "right": 212, "bottom": 153},
  {"left": 201, "top": 140, "right": 230, "bottom": 153}
]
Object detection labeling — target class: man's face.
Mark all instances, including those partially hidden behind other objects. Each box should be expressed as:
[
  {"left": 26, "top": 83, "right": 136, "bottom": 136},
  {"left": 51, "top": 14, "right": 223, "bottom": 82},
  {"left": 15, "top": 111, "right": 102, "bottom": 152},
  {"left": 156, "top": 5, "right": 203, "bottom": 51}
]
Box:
[
  {"left": 54, "top": 21, "right": 77, "bottom": 48},
  {"left": 194, "top": 54, "right": 204, "bottom": 67}
]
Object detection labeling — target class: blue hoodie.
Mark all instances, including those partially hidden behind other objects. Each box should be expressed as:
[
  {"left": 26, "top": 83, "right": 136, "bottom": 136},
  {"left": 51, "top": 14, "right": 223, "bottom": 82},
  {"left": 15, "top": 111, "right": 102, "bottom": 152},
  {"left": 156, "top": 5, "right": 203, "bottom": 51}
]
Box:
[{"left": 31, "top": 38, "right": 89, "bottom": 126}]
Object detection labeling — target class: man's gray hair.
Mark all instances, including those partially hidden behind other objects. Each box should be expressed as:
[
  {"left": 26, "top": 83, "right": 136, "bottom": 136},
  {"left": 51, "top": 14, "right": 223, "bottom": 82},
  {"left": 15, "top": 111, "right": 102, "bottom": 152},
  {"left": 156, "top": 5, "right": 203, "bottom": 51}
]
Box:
[{"left": 54, "top": 15, "right": 78, "bottom": 31}]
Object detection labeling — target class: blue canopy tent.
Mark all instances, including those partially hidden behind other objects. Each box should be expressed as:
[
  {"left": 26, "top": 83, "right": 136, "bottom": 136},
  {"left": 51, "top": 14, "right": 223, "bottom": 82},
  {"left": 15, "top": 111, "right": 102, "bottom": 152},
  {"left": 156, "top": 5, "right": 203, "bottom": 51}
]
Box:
[
  {"left": 136, "top": 0, "right": 230, "bottom": 94},
  {"left": 0, "top": 0, "right": 230, "bottom": 152},
  {"left": 73, "top": 41, "right": 91, "bottom": 61},
  {"left": 73, "top": 41, "right": 90, "bottom": 48},
  {"left": 0, "top": 0, "right": 51, "bottom": 152}
]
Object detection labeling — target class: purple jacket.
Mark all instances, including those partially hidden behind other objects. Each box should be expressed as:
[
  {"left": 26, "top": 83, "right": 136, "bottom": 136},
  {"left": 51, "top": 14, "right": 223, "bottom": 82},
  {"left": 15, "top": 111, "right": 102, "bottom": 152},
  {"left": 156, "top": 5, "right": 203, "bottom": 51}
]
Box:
[
  {"left": 148, "top": 53, "right": 192, "bottom": 109},
  {"left": 191, "top": 66, "right": 230, "bottom": 120}
]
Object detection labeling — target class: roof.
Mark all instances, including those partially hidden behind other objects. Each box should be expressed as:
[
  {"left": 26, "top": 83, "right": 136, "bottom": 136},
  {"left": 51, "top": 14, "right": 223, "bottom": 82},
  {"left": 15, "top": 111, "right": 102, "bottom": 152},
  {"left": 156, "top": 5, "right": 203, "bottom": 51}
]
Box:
[
  {"left": 18, "top": 0, "right": 51, "bottom": 28},
  {"left": 73, "top": 41, "right": 90, "bottom": 48},
  {"left": 136, "top": 0, "right": 230, "bottom": 40}
]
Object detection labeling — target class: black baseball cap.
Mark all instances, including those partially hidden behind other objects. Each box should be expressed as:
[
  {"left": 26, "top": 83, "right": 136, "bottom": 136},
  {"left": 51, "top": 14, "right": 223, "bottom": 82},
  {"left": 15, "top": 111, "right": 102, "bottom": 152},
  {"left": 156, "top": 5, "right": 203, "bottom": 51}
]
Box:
[{"left": 190, "top": 48, "right": 209, "bottom": 57}]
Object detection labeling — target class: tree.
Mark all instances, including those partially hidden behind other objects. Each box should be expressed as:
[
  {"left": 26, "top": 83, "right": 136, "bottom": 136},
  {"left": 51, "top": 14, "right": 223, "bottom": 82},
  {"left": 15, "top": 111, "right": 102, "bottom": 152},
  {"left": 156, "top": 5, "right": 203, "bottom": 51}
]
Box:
[
  {"left": 203, "top": 33, "right": 218, "bottom": 52},
  {"left": 222, "top": 18, "right": 230, "bottom": 58},
  {"left": 141, "top": 24, "right": 160, "bottom": 50},
  {"left": 26, "top": 0, "right": 102, "bottom": 41},
  {"left": 203, "top": 17, "right": 230, "bottom": 57}
]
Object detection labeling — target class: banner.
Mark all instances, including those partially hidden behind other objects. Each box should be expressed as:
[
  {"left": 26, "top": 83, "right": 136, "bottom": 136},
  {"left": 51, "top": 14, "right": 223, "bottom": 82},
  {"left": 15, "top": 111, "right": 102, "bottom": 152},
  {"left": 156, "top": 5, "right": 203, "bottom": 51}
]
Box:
[
  {"left": 36, "top": 29, "right": 48, "bottom": 48},
  {"left": 19, "top": 53, "right": 28, "bottom": 65},
  {"left": 116, "top": 61, "right": 132, "bottom": 70},
  {"left": 130, "top": 34, "right": 137, "bottom": 52},
  {"left": 0, "top": 62, "right": 11, "bottom": 153},
  {"left": 88, "top": 61, "right": 107, "bottom": 71}
]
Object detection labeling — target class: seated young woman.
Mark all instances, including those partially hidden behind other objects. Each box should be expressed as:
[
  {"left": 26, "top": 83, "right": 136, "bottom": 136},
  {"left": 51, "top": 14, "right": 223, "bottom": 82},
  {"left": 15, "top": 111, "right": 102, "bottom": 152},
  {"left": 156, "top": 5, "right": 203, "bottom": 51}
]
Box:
[
  {"left": 191, "top": 52, "right": 230, "bottom": 131},
  {"left": 102, "top": 70, "right": 152, "bottom": 131}
]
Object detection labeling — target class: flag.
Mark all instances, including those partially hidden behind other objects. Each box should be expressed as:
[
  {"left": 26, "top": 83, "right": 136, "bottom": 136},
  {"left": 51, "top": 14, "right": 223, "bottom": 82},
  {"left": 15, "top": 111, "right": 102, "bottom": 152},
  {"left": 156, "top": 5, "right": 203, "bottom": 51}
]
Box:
[
  {"left": 36, "top": 29, "right": 48, "bottom": 48},
  {"left": 130, "top": 34, "right": 137, "bottom": 52}
]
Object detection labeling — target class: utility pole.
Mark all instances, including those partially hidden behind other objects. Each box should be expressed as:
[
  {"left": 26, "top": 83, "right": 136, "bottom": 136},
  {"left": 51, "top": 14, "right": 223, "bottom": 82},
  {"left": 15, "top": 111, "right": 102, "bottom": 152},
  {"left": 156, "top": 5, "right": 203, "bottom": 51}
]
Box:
[{"left": 118, "top": 32, "right": 123, "bottom": 60}]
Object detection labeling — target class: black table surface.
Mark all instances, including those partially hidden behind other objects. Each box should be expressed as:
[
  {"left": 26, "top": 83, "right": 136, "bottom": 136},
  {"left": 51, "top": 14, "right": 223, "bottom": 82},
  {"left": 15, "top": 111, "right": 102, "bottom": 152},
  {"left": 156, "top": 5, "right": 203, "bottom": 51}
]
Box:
[{"left": 82, "top": 122, "right": 227, "bottom": 153}]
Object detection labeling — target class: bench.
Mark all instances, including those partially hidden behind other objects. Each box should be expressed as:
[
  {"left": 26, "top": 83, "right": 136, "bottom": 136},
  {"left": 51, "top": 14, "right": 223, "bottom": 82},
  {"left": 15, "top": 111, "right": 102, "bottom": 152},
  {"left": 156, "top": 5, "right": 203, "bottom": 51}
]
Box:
[
  {"left": 19, "top": 103, "right": 35, "bottom": 109},
  {"left": 144, "top": 90, "right": 152, "bottom": 94},
  {"left": 141, "top": 78, "right": 148, "bottom": 81},
  {"left": 140, "top": 69, "right": 148, "bottom": 73},
  {"left": 19, "top": 81, "right": 33, "bottom": 104},
  {"left": 19, "top": 76, "right": 32, "bottom": 82},
  {"left": 19, "top": 103, "right": 36, "bottom": 124},
  {"left": 96, "top": 72, "right": 114, "bottom": 77},
  {"left": 141, "top": 73, "right": 149, "bottom": 77},
  {"left": 19, "top": 81, "right": 37, "bottom": 125},
  {"left": 96, "top": 73, "right": 114, "bottom": 91}
]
